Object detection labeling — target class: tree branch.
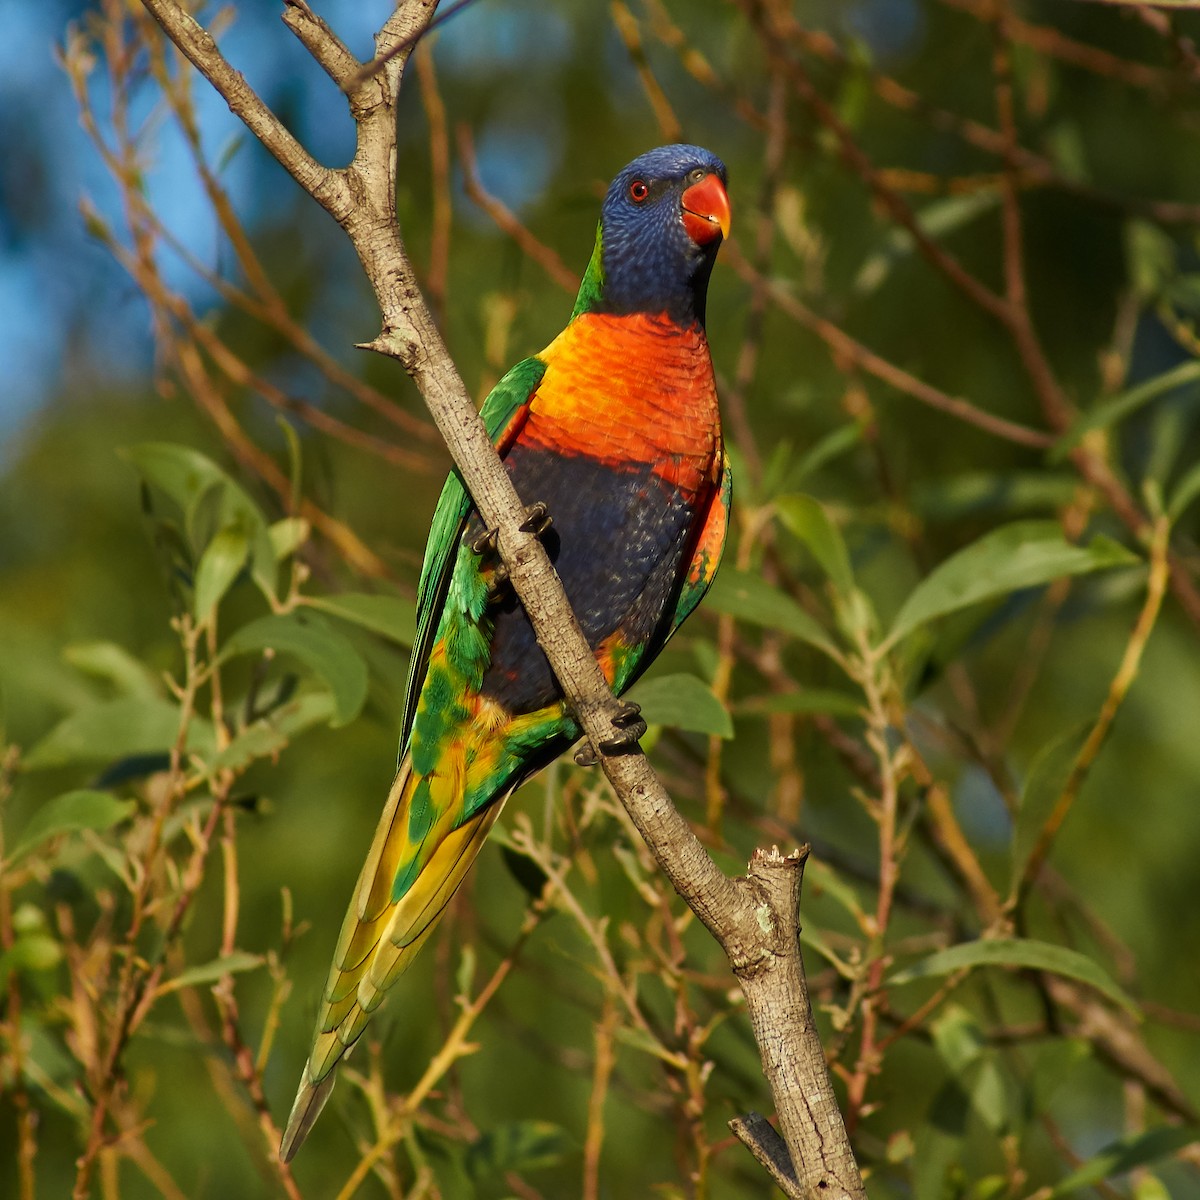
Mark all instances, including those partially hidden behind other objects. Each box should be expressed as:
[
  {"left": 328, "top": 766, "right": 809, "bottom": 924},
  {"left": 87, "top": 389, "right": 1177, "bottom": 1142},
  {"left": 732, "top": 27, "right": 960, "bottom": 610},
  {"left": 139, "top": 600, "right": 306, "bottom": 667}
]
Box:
[{"left": 134, "top": 2, "right": 865, "bottom": 1194}]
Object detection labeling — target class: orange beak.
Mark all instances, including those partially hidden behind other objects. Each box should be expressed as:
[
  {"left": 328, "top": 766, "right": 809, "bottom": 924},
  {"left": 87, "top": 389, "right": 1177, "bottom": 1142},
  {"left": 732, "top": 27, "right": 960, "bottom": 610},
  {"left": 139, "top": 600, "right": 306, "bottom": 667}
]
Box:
[{"left": 681, "top": 173, "right": 731, "bottom": 246}]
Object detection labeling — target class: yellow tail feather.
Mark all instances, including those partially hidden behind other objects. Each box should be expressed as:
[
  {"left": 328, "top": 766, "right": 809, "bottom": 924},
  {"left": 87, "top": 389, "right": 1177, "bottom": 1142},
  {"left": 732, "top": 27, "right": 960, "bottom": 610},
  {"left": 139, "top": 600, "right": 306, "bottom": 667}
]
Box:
[{"left": 279, "top": 757, "right": 508, "bottom": 1162}]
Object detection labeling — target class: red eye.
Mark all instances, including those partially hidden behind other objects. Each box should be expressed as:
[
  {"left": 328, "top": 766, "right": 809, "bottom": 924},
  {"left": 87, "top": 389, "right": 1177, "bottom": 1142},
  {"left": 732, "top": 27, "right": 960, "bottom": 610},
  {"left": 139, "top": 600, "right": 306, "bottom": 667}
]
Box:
[{"left": 628, "top": 179, "right": 649, "bottom": 202}]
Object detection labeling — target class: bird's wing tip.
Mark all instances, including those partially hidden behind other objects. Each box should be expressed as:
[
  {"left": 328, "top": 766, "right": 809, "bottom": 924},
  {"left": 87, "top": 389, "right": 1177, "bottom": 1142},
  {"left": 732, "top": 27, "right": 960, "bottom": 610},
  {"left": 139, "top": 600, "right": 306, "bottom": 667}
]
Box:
[{"left": 279, "top": 1069, "right": 338, "bottom": 1164}]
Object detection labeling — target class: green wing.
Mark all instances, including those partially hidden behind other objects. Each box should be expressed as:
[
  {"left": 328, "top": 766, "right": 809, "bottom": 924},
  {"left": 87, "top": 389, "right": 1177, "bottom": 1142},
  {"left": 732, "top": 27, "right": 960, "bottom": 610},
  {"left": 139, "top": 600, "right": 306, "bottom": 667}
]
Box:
[{"left": 399, "top": 356, "right": 547, "bottom": 750}]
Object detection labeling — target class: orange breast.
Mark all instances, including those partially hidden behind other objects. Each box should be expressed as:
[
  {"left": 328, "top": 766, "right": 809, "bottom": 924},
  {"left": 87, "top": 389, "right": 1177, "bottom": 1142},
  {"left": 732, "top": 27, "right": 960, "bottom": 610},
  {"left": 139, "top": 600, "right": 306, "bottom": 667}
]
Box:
[{"left": 522, "top": 311, "right": 721, "bottom": 494}]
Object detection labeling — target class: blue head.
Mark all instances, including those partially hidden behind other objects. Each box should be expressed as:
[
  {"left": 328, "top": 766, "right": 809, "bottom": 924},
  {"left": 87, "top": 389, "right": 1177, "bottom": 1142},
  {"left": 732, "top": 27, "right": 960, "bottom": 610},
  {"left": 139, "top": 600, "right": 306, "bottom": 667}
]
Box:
[{"left": 578, "top": 144, "right": 730, "bottom": 326}]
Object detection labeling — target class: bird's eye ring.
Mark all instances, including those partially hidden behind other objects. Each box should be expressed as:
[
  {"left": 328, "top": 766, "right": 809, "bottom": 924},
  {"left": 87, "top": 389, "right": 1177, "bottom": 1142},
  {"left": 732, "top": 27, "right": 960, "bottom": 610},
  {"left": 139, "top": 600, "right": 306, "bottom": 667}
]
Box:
[{"left": 628, "top": 179, "right": 649, "bottom": 202}]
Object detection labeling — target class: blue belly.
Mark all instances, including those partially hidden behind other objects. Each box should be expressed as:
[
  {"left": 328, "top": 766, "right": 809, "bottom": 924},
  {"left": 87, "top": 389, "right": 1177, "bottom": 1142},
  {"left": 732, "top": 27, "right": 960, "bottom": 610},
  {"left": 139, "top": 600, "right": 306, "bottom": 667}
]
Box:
[{"left": 467, "top": 444, "right": 700, "bottom": 714}]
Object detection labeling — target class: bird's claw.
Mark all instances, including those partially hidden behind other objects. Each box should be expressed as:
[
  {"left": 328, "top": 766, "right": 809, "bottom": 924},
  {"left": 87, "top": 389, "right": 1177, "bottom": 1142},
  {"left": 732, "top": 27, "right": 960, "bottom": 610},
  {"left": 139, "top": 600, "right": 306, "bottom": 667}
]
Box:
[
  {"left": 519, "top": 501, "right": 552, "bottom": 537},
  {"left": 470, "top": 526, "right": 499, "bottom": 556},
  {"left": 573, "top": 702, "right": 647, "bottom": 767},
  {"left": 610, "top": 701, "right": 642, "bottom": 729},
  {"left": 471, "top": 502, "right": 553, "bottom": 601},
  {"left": 470, "top": 502, "right": 553, "bottom": 558}
]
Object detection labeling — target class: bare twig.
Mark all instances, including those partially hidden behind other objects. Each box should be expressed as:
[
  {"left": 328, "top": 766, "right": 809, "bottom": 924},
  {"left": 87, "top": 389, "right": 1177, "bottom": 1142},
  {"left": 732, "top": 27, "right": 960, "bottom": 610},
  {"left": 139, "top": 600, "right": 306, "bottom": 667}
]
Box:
[{"left": 730, "top": 1111, "right": 803, "bottom": 1198}]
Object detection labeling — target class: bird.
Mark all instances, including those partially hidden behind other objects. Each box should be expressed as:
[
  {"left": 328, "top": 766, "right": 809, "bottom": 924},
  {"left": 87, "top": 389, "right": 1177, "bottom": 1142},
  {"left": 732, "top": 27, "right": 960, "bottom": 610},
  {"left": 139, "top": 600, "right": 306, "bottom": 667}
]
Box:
[{"left": 280, "top": 143, "right": 732, "bottom": 1160}]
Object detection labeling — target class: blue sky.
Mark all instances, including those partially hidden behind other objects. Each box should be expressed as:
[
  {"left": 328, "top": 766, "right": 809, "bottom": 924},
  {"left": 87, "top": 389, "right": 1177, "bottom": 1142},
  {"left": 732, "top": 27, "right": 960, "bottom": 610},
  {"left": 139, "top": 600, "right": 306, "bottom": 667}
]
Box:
[{"left": 0, "top": 0, "right": 575, "bottom": 449}]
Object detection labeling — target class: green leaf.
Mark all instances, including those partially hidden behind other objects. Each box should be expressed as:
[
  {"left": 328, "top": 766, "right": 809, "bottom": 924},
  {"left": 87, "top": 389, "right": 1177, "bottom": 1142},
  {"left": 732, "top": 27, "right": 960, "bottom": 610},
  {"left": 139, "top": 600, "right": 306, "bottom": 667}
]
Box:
[
  {"left": 912, "top": 471, "right": 1080, "bottom": 522},
  {"left": 208, "top": 692, "right": 337, "bottom": 773},
  {"left": 0, "top": 934, "right": 63, "bottom": 977},
  {"left": 193, "top": 525, "right": 249, "bottom": 619},
  {"left": 889, "top": 937, "right": 1137, "bottom": 1013},
  {"left": 123, "top": 443, "right": 263, "bottom": 543},
  {"left": 123, "top": 442, "right": 276, "bottom": 600},
  {"left": 613, "top": 1023, "right": 680, "bottom": 1065},
  {"left": 1047, "top": 1126, "right": 1199, "bottom": 1197},
  {"left": 303, "top": 593, "right": 416, "bottom": 647},
  {"left": 930, "top": 1006, "right": 987, "bottom": 1073},
  {"left": 1051, "top": 360, "right": 1200, "bottom": 460},
  {"left": 1132, "top": 1176, "right": 1171, "bottom": 1200},
  {"left": 269, "top": 517, "right": 309, "bottom": 561},
  {"left": 1125, "top": 219, "right": 1176, "bottom": 301},
  {"left": 156, "top": 951, "right": 266, "bottom": 996},
  {"left": 882, "top": 521, "right": 1139, "bottom": 650},
  {"left": 854, "top": 191, "right": 1001, "bottom": 295},
  {"left": 804, "top": 859, "right": 867, "bottom": 923},
  {"left": 967, "top": 1176, "right": 1009, "bottom": 1200},
  {"left": 9, "top": 789, "right": 137, "bottom": 864},
  {"left": 465, "top": 1120, "right": 573, "bottom": 1181},
  {"left": 221, "top": 613, "right": 368, "bottom": 727},
  {"left": 455, "top": 945, "right": 476, "bottom": 998},
  {"left": 1009, "top": 724, "right": 1091, "bottom": 892},
  {"left": 23, "top": 697, "right": 214, "bottom": 769},
  {"left": 626, "top": 673, "right": 733, "bottom": 738},
  {"left": 1168, "top": 457, "right": 1200, "bottom": 523},
  {"left": 62, "top": 641, "right": 162, "bottom": 700},
  {"left": 775, "top": 494, "right": 854, "bottom": 595},
  {"left": 705, "top": 568, "right": 840, "bottom": 658},
  {"left": 789, "top": 423, "right": 863, "bottom": 485}
]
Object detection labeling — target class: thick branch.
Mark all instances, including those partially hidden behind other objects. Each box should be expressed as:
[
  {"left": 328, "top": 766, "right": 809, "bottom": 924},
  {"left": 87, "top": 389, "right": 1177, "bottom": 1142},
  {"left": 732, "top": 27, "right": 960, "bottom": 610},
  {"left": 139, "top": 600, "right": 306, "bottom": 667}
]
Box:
[{"left": 735, "top": 848, "right": 865, "bottom": 1198}]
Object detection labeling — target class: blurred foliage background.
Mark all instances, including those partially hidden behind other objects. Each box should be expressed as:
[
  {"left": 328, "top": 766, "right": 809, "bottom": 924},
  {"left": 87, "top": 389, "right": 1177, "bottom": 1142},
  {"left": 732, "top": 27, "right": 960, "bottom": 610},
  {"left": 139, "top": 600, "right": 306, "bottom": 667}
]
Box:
[{"left": 2, "top": 0, "right": 1200, "bottom": 1197}]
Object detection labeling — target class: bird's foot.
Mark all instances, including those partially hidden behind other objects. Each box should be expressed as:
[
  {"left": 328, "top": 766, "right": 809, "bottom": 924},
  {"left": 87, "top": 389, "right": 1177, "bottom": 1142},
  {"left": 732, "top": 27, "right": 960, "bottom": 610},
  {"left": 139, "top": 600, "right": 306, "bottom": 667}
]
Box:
[
  {"left": 470, "top": 502, "right": 553, "bottom": 600},
  {"left": 518, "top": 500, "right": 552, "bottom": 537},
  {"left": 469, "top": 501, "right": 553, "bottom": 556},
  {"left": 573, "top": 702, "right": 646, "bottom": 767}
]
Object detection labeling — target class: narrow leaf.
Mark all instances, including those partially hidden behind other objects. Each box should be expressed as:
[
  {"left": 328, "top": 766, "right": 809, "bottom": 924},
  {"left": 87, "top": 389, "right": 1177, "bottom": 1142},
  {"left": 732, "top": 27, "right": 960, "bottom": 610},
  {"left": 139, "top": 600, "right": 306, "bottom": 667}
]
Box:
[
  {"left": 706, "top": 568, "right": 839, "bottom": 658},
  {"left": 1047, "top": 1126, "right": 1199, "bottom": 1197},
  {"left": 1168, "top": 458, "right": 1200, "bottom": 522},
  {"left": 775, "top": 493, "right": 854, "bottom": 594},
  {"left": 208, "top": 692, "right": 337, "bottom": 773},
  {"left": 62, "top": 641, "right": 161, "bottom": 700},
  {"left": 790, "top": 423, "right": 863, "bottom": 485},
  {"left": 123, "top": 443, "right": 265, "bottom": 545},
  {"left": 124, "top": 442, "right": 276, "bottom": 600},
  {"left": 23, "top": 697, "right": 213, "bottom": 769},
  {"left": 627, "top": 673, "right": 733, "bottom": 738},
  {"left": 193, "top": 525, "right": 249, "bottom": 619},
  {"left": 269, "top": 517, "right": 310, "bottom": 561},
  {"left": 1051, "top": 360, "right": 1200, "bottom": 460},
  {"left": 889, "top": 937, "right": 1136, "bottom": 1013},
  {"left": 465, "top": 1120, "right": 573, "bottom": 1181},
  {"left": 221, "top": 613, "right": 368, "bottom": 727},
  {"left": 9, "top": 790, "right": 136, "bottom": 864},
  {"left": 1009, "top": 724, "right": 1091, "bottom": 892},
  {"left": 883, "top": 521, "right": 1138, "bottom": 650},
  {"left": 912, "top": 471, "right": 1079, "bottom": 521},
  {"left": 157, "top": 951, "right": 265, "bottom": 996},
  {"left": 303, "top": 593, "right": 416, "bottom": 647}
]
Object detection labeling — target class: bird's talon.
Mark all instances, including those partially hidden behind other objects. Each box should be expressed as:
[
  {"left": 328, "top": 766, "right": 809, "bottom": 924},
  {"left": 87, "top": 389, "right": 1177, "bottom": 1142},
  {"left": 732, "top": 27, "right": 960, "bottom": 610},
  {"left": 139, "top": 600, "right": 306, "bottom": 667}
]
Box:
[
  {"left": 470, "top": 526, "right": 499, "bottom": 556},
  {"left": 611, "top": 701, "right": 642, "bottom": 728},
  {"left": 599, "top": 721, "right": 647, "bottom": 754},
  {"left": 519, "top": 501, "right": 552, "bottom": 537},
  {"left": 574, "top": 742, "right": 600, "bottom": 767}
]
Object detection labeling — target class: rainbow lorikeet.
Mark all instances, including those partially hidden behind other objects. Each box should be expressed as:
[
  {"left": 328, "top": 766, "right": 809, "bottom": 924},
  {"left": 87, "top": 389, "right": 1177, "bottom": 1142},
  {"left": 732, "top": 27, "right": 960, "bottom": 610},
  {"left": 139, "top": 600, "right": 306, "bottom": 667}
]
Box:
[{"left": 281, "top": 144, "right": 732, "bottom": 1159}]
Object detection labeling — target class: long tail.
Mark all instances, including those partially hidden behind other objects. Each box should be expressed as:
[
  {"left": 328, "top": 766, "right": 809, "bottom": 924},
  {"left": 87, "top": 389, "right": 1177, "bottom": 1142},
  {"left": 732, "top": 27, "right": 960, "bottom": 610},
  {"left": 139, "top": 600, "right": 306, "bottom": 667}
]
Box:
[{"left": 280, "top": 756, "right": 506, "bottom": 1161}]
